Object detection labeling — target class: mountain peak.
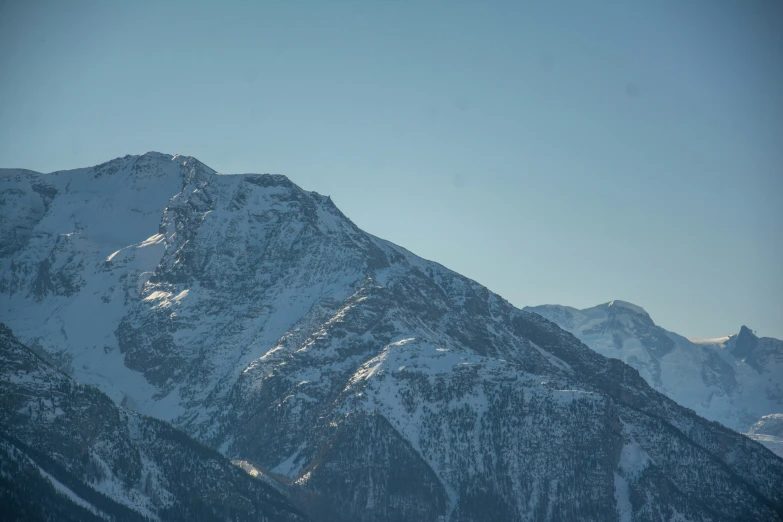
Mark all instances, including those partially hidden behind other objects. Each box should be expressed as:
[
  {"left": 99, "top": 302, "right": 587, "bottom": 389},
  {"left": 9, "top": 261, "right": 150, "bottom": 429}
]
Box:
[
  {"left": 732, "top": 324, "right": 760, "bottom": 359},
  {"left": 738, "top": 325, "right": 757, "bottom": 338},
  {"left": 605, "top": 299, "right": 648, "bottom": 316},
  {"left": 140, "top": 150, "right": 175, "bottom": 159}
]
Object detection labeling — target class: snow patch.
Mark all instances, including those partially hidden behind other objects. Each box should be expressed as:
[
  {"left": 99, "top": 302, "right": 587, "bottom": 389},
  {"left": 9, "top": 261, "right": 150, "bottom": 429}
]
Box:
[
  {"left": 139, "top": 233, "right": 165, "bottom": 247},
  {"left": 143, "top": 291, "right": 172, "bottom": 302},
  {"left": 689, "top": 336, "right": 730, "bottom": 345}
]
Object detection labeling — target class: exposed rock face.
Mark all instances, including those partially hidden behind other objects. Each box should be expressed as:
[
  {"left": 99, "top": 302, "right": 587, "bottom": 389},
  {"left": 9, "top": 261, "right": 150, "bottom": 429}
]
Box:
[
  {"left": 2, "top": 153, "right": 783, "bottom": 521},
  {"left": 0, "top": 324, "right": 308, "bottom": 521}
]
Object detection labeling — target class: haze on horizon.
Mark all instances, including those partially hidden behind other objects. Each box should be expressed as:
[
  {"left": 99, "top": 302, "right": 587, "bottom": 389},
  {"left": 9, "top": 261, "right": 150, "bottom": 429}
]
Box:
[{"left": 1, "top": 0, "right": 781, "bottom": 339}]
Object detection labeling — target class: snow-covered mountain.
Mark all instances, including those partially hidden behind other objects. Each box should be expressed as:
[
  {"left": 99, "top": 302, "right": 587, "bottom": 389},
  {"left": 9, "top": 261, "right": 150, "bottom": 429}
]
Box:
[
  {"left": 525, "top": 301, "right": 783, "bottom": 455},
  {"left": 3, "top": 153, "right": 783, "bottom": 521}
]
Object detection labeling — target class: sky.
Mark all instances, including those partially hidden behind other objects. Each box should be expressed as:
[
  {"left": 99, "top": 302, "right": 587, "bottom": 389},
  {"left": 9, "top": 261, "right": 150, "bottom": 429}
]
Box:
[{"left": 1, "top": 0, "right": 781, "bottom": 339}]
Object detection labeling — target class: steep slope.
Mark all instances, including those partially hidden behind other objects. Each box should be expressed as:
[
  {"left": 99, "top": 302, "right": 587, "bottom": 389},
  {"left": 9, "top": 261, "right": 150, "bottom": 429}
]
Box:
[
  {"left": 2, "top": 153, "right": 783, "bottom": 521},
  {"left": 525, "top": 302, "right": 783, "bottom": 435},
  {"left": 0, "top": 323, "right": 307, "bottom": 522}
]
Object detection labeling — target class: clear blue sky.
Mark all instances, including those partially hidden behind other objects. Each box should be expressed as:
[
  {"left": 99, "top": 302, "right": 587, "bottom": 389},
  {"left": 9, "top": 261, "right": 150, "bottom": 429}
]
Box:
[{"left": 1, "top": 0, "right": 781, "bottom": 339}]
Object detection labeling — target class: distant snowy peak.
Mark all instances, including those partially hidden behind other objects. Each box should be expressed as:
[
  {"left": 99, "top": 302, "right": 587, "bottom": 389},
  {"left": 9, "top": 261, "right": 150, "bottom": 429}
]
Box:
[
  {"left": 733, "top": 325, "right": 761, "bottom": 358},
  {"left": 690, "top": 325, "right": 783, "bottom": 371},
  {"left": 526, "top": 299, "right": 656, "bottom": 339},
  {"left": 596, "top": 300, "right": 655, "bottom": 328},
  {"left": 688, "top": 326, "right": 760, "bottom": 350},
  {"left": 606, "top": 299, "right": 648, "bottom": 316},
  {"left": 732, "top": 326, "right": 783, "bottom": 374},
  {"left": 525, "top": 300, "right": 783, "bottom": 437}
]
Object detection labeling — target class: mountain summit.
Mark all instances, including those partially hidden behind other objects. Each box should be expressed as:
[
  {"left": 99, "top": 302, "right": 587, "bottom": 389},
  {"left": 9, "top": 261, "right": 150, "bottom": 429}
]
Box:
[
  {"left": 607, "top": 300, "right": 649, "bottom": 315},
  {"left": 3, "top": 154, "right": 783, "bottom": 521}
]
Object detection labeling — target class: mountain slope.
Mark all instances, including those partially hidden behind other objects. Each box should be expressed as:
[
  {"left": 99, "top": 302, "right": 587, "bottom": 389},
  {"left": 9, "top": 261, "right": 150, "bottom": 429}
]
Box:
[
  {"left": 0, "top": 323, "right": 307, "bottom": 521},
  {"left": 2, "top": 153, "right": 783, "bottom": 521},
  {"left": 525, "top": 302, "right": 783, "bottom": 454}
]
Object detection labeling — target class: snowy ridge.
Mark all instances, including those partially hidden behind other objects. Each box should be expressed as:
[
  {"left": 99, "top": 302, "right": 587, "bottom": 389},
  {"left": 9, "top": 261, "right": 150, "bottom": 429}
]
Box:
[{"left": 526, "top": 301, "right": 783, "bottom": 449}]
